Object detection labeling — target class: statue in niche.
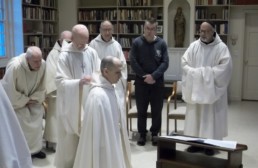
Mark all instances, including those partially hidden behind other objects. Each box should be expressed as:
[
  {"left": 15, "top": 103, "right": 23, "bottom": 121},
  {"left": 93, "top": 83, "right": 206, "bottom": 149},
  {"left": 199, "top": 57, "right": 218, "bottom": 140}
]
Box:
[{"left": 174, "top": 7, "right": 185, "bottom": 47}]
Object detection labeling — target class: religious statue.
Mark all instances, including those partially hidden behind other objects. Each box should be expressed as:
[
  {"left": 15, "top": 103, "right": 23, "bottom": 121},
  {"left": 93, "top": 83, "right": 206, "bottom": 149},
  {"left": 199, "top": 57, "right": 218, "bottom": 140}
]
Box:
[{"left": 174, "top": 7, "right": 185, "bottom": 47}]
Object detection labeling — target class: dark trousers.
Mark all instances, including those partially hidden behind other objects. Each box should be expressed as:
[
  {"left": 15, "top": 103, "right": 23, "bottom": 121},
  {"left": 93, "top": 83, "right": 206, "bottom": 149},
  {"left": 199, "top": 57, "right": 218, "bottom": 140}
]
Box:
[{"left": 135, "top": 82, "right": 164, "bottom": 136}]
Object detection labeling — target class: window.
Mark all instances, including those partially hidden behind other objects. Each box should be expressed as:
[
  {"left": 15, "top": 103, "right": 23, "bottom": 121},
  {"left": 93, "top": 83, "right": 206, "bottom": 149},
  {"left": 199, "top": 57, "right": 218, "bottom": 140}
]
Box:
[
  {"left": 0, "top": 0, "right": 5, "bottom": 57},
  {"left": 0, "top": 0, "right": 23, "bottom": 68}
]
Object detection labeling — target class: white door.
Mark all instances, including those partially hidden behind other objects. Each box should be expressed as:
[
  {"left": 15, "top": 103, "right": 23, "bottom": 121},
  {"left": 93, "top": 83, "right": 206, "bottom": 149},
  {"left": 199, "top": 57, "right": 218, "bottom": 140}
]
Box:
[{"left": 242, "top": 13, "right": 258, "bottom": 100}]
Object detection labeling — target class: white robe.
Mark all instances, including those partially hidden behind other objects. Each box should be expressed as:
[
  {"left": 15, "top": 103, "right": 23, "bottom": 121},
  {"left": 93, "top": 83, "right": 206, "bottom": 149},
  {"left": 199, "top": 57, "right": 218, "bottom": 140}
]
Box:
[
  {"left": 0, "top": 83, "right": 32, "bottom": 168},
  {"left": 73, "top": 74, "right": 131, "bottom": 168},
  {"left": 1, "top": 53, "right": 46, "bottom": 154},
  {"left": 181, "top": 34, "right": 232, "bottom": 140},
  {"left": 43, "top": 41, "right": 62, "bottom": 143},
  {"left": 54, "top": 43, "right": 100, "bottom": 168},
  {"left": 90, "top": 34, "right": 127, "bottom": 108}
]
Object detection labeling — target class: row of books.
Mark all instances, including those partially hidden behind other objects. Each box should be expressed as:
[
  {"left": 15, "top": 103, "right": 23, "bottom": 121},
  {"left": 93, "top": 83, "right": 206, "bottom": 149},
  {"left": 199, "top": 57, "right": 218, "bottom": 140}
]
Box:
[
  {"left": 78, "top": 9, "right": 161, "bottom": 21},
  {"left": 85, "top": 22, "right": 149, "bottom": 34},
  {"left": 195, "top": 23, "right": 228, "bottom": 34},
  {"left": 119, "top": 9, "right": 156, "bottom": 20},
  {"left": 196, "top": 0, "right": 229, "bottom": 5},
  {"left": 23, "top": 7, "right": 41, "bottom": 19},
  {"left": 78, "top": 10, "right": 117, "bottom": 21},
  {"left": 118, "top": 37, "right": 135, "bottom": 48},
  {"left": 42, "top": 9, "right": 56, "bottom": 21},
  {"left": 43, "top": 23, "right": 56, "bottom": 34},
  {"left": 23, "top": 0, "right": 57, "bottom": 7},
  {"left": 195, "top": 8, "right": 229, "bottom": 20},
  {"left": 41, "top": 0, "right": 57, "bottom": 8},
  {"left": 26, "top": 35, "right": 56, "bottom": 48},
  {"left": 231, "top": 0, "right": 258, "bottom": 5},
  {"left": 119, "top": 0, "right": 151, "bottom": 6},
  {"left": 23, "top": 7, "right": 56, "bottom": 20},
  {"left": 118, "top": 23, "right": 143, "bottom": 34},
  {"left": 42, "top": 36, "right": 55, "bottom": 48},
  {"left": 27, "top": 36, "right": 41, "bottom": 47}
]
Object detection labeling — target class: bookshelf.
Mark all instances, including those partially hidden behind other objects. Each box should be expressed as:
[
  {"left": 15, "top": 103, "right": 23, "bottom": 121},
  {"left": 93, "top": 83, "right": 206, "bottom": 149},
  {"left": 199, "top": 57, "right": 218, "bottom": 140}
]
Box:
[
  {"left": 22, "top": 0, "right": 58, "bottom": 59},
  {"left": 77, "top": 0, "right": 164, "bottom": 56},
  {"left": 194, "top": 0, "right": 229, "bottom": 44}
]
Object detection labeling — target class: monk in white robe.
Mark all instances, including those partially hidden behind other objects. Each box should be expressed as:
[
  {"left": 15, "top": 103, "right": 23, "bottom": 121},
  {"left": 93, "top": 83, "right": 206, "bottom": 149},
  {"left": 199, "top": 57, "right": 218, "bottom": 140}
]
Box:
[
  {"left": 54, "top": 24, "right": 100, "bottom": 168},
  {"left": 74, "top": 56, "right": 131, "bottom": 168},
  {"left": 181, "top": 21, "right": 232, "bottom": 155},
  {"left": 44, "top": 30, "right": 72, "bottom": 150},
  {"left": 1, "top": 46, "right": 46, "bottom": 158},
  {"left": 0, "top": 82, "right": 33, "bottom": 168},
  {"left": 89, "top": 20, "right": 127, "bottom": 109}
]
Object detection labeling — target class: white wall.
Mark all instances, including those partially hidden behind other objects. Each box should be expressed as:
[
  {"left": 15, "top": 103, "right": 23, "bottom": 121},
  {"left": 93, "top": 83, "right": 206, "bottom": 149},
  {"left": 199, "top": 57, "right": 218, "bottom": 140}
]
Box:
[
  {"left": 228, "top": 7, "right": 258, "bottom": 101},
  {"left": 58, "top": 0, "right": 77, "bottom": 33},
  {"left": 228, "top": 8, "right": 245, "bottom": 101}
]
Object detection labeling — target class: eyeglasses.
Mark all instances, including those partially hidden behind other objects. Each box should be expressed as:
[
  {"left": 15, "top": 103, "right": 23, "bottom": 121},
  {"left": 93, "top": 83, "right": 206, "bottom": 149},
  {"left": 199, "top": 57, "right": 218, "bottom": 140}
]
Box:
[
  {"left": 145, "top": 27, "right": 156, "bottom": 32},
  {"left": 101, "top": 28, "right": 113, "bottom": 32},
  {"left": 199, "top": 29, "right": 212, "bottom": 34}
]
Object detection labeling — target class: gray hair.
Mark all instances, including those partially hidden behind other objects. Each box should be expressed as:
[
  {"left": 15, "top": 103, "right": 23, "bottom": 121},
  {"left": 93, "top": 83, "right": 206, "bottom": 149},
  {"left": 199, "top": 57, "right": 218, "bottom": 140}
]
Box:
[
  {"left": 100, "top": 56, "right": 116, "bottom": 72},
  {"left": 25, "top": 46, "right": 42, "bottom": 59}
]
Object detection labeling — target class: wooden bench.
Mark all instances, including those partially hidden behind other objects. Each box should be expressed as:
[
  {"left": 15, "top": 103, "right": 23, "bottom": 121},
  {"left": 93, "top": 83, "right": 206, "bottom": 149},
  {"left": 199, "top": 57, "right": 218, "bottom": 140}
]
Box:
[{"left": 156, "top": 136, "right": 248, "bottom": 168}]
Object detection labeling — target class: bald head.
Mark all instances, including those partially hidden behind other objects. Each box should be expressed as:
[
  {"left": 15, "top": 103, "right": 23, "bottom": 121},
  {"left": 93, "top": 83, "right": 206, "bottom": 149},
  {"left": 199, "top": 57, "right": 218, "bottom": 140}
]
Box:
[
  {"left": 199, "top": 21, "right": 215, "bottom": 43},
  {"left": 60, "top": 30, "right": 72, "bottom": 43},
  {"left": 26, "top": 46, "right": 42, "bottom": 71},
  {"left": 100, "top": 20, "right": 113, "bottom": 42},
  {"left": 101, "top": 56, "right": 122, "bottom": 84},
  {"left": 72, "top": 24, "right": 89, "bottom": 50}
]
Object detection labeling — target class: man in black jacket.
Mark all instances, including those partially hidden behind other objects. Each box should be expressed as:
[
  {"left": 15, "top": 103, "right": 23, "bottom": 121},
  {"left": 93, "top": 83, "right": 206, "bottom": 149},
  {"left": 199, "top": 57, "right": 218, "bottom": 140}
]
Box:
[{"left": 130, "top": 17, "right": 169, "bottom": 146}]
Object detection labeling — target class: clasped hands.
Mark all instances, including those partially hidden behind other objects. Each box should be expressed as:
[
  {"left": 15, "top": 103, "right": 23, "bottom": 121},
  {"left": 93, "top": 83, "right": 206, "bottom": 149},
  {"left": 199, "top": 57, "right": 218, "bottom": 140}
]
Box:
[{"left": 143, "top": 74, "right": 156, "bottom": 84}]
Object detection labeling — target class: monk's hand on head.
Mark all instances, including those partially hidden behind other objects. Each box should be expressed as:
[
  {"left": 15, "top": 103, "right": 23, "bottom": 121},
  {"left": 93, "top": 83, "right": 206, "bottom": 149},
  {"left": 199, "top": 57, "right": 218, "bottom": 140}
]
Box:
[{"left": 79, "top": 75, "right": 92, "bottom": 86}]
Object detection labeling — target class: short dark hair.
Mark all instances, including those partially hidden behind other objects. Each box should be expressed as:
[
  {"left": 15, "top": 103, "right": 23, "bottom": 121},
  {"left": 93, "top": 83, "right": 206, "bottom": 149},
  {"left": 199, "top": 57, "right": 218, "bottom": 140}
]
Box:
[
  {"left": 100, "top": 56, "right": 115, "bottom": 72},
  {"left": 145, "top": 17, "right": 157, "bottom": 25}
]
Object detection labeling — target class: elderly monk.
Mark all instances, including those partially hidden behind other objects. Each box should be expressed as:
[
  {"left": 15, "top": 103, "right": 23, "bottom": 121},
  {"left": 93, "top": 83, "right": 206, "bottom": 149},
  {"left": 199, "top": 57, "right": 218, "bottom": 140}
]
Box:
[
  {"left": 43, "top": 30, "right": 72, "bottom": 151},
  {"left": 1, "top": 46, "right": 46, "bottom": 159},
  {"left": 182, "top": 21, "right": 232, "bottom": 156},
  {"left": 89, "top": 20, "right": 127, "bottom": 110},
  {"left": 54, "top": 24, "right": 100, "bottom": 168}
]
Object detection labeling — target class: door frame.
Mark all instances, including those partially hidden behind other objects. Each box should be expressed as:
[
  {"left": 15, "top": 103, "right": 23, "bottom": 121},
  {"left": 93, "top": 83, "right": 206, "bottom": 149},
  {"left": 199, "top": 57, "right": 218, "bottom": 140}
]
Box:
[{"left": 242, "top": 10, "right": 258, "bottom": 100}]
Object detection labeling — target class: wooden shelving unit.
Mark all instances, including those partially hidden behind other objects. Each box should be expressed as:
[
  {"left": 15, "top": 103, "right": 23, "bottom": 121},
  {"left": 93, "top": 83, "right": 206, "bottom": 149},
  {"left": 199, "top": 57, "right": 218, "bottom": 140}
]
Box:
[
  {"left": 22, "top": 0, "right": 58, "bottom": 59},
  {"left": 77, "top": 0, "right": 163, "bottom": 53}
]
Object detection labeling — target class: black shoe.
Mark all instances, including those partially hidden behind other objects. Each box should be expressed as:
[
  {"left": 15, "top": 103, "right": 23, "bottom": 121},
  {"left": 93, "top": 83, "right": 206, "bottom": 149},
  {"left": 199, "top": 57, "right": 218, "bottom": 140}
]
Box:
[
  {"left": 186, "top": 146, "right": 203, "bottom": 153},
  {"left": 151, "top": 135, "right": 158, "bottom": 146},
  {"left": 31, "top": 151, "right": 46, "bottom": 159},
  {"left": 137, "top": 136, "right": 146, "bottom": 146},
  {"left": 204, "top": 149, "right": 215, "bottom": 156}
]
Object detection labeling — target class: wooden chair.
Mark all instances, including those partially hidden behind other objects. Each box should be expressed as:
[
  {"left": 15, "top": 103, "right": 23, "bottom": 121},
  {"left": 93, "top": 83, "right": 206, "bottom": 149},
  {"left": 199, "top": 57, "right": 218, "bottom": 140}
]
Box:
[
  {"left": 126, "top": 81, "right": 152, "bottom": 133},
  {"left": 166, "top": 81, "right": 186, "bottom": 135}
]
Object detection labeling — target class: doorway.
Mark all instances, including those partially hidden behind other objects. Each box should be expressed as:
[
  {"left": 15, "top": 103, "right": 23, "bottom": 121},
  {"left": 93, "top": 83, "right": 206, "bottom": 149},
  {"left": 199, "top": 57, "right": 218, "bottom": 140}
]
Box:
[{"left": 242, "top": 13, "right": 258, "bottom": 100}]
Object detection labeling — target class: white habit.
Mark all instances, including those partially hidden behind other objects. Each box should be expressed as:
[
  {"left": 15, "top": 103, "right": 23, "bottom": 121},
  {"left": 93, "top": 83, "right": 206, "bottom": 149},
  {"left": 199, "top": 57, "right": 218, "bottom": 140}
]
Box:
[
  {"left": 1, "top": 53, "right": 46, "bottom": 154},
  {"left": 73, "top": 74, "right": 131, "bottom": 168},
  {"left": 0, "top": 82, "right": 32, "bottom": 168},
  {"left": 54, "top": 43, "right": 100, "bottom": 168},
  {"left": 43, "top": 41, "right": 62, "bottom": 143},
  {"left": 181, "top": 34, "right": 232, "bottom": 140},
  {"left": 90, "top": 34, "right": 127, "bottom": 107}
]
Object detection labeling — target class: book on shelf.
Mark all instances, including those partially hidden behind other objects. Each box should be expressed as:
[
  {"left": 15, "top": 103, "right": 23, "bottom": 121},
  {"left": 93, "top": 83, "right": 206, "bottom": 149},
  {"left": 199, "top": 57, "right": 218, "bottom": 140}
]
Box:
[{"left": 119, "top": 0, "right": 151, "bottom": 6}]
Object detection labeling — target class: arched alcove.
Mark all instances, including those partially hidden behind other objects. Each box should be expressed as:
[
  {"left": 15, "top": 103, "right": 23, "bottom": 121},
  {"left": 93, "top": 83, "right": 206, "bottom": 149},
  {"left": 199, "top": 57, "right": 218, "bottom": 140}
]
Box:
[
  {"left": 163, "top": 0, "right": 194, "bottom": 81},
  {"left": 167, "top": 0, "right": 190, "bottom": 48}
]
